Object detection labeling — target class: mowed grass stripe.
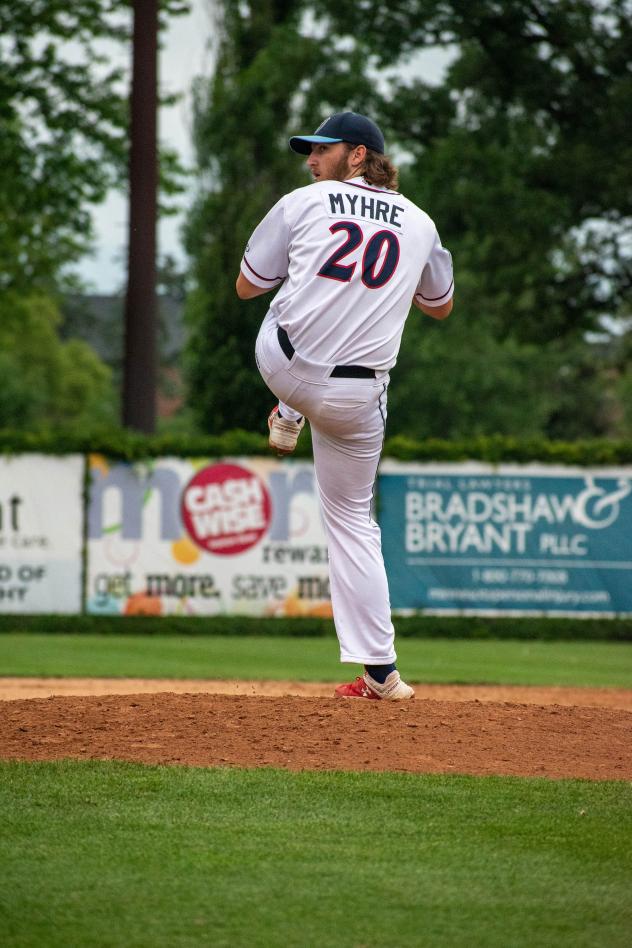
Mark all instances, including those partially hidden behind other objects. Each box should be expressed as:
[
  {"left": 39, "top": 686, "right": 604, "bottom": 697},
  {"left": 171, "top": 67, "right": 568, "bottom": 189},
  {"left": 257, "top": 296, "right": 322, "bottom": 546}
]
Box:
[
  {"left": 1, "top": 761, "right": 630, "bottom": 948},
  {"left": 0, "top": 633, "right": 632, "bottom": 687}
]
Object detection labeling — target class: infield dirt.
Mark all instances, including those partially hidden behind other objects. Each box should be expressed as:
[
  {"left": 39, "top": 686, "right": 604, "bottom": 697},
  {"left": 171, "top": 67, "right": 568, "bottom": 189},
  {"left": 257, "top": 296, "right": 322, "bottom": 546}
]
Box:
[{"left": 1, "top": 681, "right": 630, "bottom": 781}]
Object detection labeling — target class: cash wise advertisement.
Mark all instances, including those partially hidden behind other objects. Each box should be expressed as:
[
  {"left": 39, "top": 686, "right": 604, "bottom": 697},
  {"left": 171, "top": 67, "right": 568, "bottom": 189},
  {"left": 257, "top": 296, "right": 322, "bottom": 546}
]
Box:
[
  {"left": 0, "top": 454, "right": 84, "bottom": 613},
  {"left": 86, "top": 455, "right": 332, "bottom": 617},
  {"left": 379, "top": 462, "right": 632, "bottom": 616}
]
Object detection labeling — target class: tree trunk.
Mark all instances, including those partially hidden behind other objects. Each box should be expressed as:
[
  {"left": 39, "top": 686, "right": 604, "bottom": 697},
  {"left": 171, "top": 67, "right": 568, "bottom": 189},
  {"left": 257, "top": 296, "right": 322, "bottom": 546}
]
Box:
[{"left": 122, "top": 0, "right": 158, "bottom": 432}]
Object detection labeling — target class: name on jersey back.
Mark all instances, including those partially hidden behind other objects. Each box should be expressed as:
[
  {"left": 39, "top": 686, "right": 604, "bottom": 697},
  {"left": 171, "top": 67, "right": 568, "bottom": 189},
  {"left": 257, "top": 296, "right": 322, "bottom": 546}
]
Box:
[{"left": 323, "top": 191, "right": 406, "bottom": 232}]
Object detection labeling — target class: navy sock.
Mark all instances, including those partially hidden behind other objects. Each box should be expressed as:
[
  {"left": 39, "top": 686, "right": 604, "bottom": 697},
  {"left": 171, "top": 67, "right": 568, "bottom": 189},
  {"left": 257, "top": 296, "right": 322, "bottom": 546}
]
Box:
[{"left": 365, "top": 663, "right": 396, "bottom": 684}]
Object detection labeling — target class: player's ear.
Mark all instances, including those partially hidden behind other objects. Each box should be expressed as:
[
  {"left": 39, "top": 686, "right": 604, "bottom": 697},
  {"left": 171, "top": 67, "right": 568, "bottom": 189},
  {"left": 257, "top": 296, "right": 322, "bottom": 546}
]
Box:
[{"left": 351, "top": 144, "right": 366, "bottom": 167}]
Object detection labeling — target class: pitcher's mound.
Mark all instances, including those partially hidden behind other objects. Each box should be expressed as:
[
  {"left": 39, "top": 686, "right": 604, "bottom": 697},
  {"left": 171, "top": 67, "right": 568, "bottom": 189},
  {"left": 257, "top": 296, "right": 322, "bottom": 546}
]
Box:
[{"left": 1, "top": 689, "right": 630, "bottom": 781}]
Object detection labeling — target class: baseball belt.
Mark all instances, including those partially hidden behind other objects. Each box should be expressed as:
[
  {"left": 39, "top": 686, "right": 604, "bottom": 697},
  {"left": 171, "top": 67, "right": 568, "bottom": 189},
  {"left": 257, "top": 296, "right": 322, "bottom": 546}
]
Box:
[{"left": 277, "top": 327, "right": 375, "bottom": 378}]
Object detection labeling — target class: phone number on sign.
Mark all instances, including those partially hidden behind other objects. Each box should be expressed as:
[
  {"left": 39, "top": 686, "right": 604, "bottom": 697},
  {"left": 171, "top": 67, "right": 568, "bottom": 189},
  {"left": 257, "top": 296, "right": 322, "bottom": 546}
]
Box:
[{"left": 472, "top": 568, "right": 569, "bottom": 585}]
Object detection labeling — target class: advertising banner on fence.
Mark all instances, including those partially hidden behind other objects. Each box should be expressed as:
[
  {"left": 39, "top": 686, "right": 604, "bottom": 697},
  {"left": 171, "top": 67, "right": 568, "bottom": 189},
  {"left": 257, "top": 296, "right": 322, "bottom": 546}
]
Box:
[
  {"left": 379, "top": 462, "right": 632, "bottom": 616},
  {"left": 0, "top": 454, "right": 84, "bottom": 613},
  {"left": 86, "top": 455, "right": 331, "bottom": 617}
]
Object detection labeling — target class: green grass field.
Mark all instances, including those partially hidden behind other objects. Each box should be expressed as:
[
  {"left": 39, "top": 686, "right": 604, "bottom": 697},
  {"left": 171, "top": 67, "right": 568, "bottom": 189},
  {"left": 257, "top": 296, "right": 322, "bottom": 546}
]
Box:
[
  {"left": 2, "top": 633, "right": 631, "bottom": 947},
  {"left": 1, "top": 761, "right": 631, "bottom": 948},
  {"left": 1, "top": 632, "right": 632, "bottom": 687}
]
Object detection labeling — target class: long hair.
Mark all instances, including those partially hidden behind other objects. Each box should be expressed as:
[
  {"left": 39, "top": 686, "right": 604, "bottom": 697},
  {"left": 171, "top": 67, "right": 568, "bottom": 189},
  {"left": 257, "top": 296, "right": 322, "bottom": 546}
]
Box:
[{"left": 360, "top": 148, "right": 399, "bottom": 190}]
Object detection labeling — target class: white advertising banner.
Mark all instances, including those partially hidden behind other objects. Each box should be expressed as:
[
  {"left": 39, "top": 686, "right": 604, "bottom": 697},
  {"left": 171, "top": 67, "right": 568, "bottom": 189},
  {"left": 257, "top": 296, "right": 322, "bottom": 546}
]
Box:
[
  {"left": 86, "top": 455, "right": 332, "bottom": 618},
  {"left": 0, "top": 454, "right": 84, "bottom": 613}
]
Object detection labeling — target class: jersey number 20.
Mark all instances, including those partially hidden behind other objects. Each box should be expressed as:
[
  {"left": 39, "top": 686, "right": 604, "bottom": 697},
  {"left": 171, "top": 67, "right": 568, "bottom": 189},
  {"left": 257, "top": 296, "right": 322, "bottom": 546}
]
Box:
[{"left": 317, "top": 221, "right": 400, "bottom": 289}]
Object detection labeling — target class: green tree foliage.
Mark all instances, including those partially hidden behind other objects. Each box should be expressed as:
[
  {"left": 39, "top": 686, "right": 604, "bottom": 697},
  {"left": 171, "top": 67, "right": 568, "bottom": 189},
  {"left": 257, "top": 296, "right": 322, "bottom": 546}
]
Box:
[
  {"left": 0, "top": 1, "right": 129, "bottom": 291},
  {"left": 610, "top": 311, "right": 632, "bottom": 437},
  {"left": 315, "top": 0, "right": 632, "bottom": 439},
  {"left": 0, "top": 0, "right": 189, "bottom": 291},
  {"left": 0, "top": 0, "right": 189, "bottom": 430},
  {"left": 365, "top": 0, "right": 631, "bottom": 342},
  {"left": 389, "top": 299, "right": 621, "bottom": 440},
  {"left": 0, "top": 292, "right": 116, "bottom": 429},
  {"left": 186, "top": 0, "right": 631, "bottom": 439}
]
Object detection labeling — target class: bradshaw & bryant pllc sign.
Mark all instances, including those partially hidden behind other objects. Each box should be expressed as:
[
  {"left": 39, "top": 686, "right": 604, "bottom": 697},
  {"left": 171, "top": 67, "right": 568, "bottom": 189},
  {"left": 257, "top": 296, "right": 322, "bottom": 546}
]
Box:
[{"left": 379, "top": 462, "right": 632, "bottom": 616}]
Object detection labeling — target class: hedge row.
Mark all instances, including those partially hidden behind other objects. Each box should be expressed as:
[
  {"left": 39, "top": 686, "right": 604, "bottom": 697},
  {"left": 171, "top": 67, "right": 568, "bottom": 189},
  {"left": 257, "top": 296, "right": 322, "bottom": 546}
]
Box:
[
  {"left": 1, "top": 614, "right": 631, "bottom": 641},
  {"left": 1, "top": 427, "right": 632, "bottom": 464}
]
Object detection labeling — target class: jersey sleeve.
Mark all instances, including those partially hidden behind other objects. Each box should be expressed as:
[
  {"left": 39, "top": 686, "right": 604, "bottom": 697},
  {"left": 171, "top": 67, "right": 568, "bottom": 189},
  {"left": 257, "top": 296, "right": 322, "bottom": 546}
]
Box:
[
  {"left": 414, "top": 230, "right": 454, "bottom": 306},
  {"left": 240, "top": 197, "right": 290, "bottom": 289}
]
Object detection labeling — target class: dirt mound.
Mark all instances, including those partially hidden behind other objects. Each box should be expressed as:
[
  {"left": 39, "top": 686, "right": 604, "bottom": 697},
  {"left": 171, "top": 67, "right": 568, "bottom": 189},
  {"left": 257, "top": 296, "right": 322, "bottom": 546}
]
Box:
[
  {"left": 2, "top": 678, "right": 632, "bottom": 709},
  {"left": 1, "top": 690, "right": 630, "bottom": 781}
]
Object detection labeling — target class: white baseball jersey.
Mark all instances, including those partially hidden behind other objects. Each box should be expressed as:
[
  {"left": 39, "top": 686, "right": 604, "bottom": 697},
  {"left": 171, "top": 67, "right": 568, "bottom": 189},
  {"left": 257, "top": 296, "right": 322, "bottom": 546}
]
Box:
[{"left": 241, "top": 176, "right": 453, "bottom": 370}]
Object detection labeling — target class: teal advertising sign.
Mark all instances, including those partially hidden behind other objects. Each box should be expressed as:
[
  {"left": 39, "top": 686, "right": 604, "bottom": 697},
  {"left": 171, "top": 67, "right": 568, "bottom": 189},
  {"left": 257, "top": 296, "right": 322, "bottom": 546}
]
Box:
[{"left": 379, "top": 463, "right": 632, "bottom": 615}]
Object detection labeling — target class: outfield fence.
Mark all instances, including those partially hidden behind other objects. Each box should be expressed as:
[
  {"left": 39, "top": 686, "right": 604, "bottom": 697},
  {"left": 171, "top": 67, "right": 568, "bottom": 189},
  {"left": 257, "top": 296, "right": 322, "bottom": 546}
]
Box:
[{"left": 2, "top": 452, "right": 632, "bottom": 625}]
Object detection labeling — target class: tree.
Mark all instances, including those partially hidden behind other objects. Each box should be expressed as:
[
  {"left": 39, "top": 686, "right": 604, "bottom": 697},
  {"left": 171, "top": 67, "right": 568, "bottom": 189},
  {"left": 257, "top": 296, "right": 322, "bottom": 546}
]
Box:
[
  {"left": 319, "top": 0, "right": 632, "bottom": 438},
  {"left": 0, "top": 0, "right": 189, "bottom": 292},
  {"left": 0, "top": 0, "right": 189, "bottom": 433},
  {"left": 185, "top": 0, "right": 632, "bottom": 439},
  {"left": 123, "top": 0, "right": 159, "bottom": 433},
  {"left": 0, "top": 1, "right": 128, "bottom": 291},
  {"left": 322, "top": 0, "right": 632, "bottom": 342},
  {"left": 0, "top": 291, "right": 116, "bottom": 429}
]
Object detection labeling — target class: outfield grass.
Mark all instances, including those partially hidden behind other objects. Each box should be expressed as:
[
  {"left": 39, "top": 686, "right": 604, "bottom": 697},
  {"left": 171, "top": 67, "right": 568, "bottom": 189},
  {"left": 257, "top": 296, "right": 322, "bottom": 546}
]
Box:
[
  {"left": 0, "top": 632, "right": 631, "bottom": 687},
  {"left": 2, "top": 639, "right": 630, "bottom": 948},
  {"left": 1, "top": 761, "right": 630, "bottom": 948}
]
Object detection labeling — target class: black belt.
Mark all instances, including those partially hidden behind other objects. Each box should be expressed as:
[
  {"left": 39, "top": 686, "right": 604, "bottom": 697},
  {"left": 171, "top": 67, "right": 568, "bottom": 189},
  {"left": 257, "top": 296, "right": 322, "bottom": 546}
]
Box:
[{"left": 277, "top": 327, "right": 375, "bottom": 378}]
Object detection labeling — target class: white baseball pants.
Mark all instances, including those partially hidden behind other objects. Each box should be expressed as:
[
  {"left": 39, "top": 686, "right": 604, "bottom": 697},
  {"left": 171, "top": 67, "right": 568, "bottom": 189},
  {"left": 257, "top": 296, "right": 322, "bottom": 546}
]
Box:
[{"left": 255, "top": 311, "right": 396, "bottom": 665}]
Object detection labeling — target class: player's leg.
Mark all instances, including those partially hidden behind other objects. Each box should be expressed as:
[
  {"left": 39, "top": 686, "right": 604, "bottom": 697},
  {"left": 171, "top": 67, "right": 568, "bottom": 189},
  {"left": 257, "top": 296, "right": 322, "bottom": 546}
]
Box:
[
  {"left": 255, "top": 316, "right": 306, "bottom": 453},
  {"left": 310, "top": 386, "right": 390, "bottom": 651},
  {"left": 310, "top": 380, "right": 413, "bottom": 698},
  {"left": 254, "top": 328, "right": 412, "bottom": 697},
  {"left": 277, "top": 402, "right": 302, "bottom": 422}
]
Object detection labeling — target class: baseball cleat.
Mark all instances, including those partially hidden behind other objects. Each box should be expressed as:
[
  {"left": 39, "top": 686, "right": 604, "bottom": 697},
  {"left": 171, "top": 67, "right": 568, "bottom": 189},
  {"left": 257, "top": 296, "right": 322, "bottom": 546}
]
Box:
[
  {"left": 268, "top": 406, "right": 305, "bottom": 455},
  {"left": 335, "top": 676, "right": 381, "bottom": 699},
  {"left": 335, "top": 671, "right": 415, "bottom": 700}
]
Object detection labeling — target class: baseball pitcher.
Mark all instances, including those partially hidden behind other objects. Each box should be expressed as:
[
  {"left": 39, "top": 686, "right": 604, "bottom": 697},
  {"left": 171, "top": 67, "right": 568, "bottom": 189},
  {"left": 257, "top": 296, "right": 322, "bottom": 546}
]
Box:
[{"left": 236, "top": 112, "right": 454, "bottom": 699}]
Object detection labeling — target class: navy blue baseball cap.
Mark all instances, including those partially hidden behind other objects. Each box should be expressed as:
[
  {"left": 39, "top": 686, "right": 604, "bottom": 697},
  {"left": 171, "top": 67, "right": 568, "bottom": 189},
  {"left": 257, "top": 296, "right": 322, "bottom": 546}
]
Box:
[{"left": 289, "top": 112, "right": 385, "bottom": 155}]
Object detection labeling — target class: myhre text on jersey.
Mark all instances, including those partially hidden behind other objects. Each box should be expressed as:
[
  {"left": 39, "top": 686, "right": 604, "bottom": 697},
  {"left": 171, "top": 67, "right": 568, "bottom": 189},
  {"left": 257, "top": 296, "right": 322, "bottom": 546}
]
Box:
[{"left": 328, "top": 192, "right": 405, "bottom": 229}]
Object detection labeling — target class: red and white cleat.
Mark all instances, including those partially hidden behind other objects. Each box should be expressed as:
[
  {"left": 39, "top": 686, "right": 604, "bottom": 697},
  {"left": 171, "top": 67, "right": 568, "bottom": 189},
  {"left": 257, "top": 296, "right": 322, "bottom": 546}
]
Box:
[
  {"left": 335, "top": 676, "right": 381, "bottom": 699},
  {"left": 268, "top": 406, "right": 305, "bottom": 455},
  {"left": 334, "top": 671, "right": 414, "bottom": 700}
]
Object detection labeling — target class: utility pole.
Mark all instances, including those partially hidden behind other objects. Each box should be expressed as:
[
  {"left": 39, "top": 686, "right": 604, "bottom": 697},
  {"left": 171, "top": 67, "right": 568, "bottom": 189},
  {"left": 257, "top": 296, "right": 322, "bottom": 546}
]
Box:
[{"left": 122, "top": 0, "right": 158, "bottom": 432}]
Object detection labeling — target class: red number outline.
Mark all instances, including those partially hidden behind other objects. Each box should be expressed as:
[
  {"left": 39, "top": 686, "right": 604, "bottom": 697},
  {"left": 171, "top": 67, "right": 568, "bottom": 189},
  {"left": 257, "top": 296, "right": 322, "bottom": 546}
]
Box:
[
  {"left": 317, "top": 222, "right": 363, "bottom": 283},
  {"left": 317, "top": 222, "right": 400, "bottom": 287}
]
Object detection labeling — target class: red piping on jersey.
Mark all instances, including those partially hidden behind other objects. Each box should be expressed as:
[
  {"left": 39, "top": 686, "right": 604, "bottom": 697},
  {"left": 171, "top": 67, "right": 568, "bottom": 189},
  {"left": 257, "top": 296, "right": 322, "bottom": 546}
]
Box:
[
  {"left": 243, "top": 256, "right": 283, "bottom": 283},
  {"left": 345, "top": 181, "right": 400, "bottom": 195},
  {"left": 418, "top": 278, "right": 454, "bottom": 301}
]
